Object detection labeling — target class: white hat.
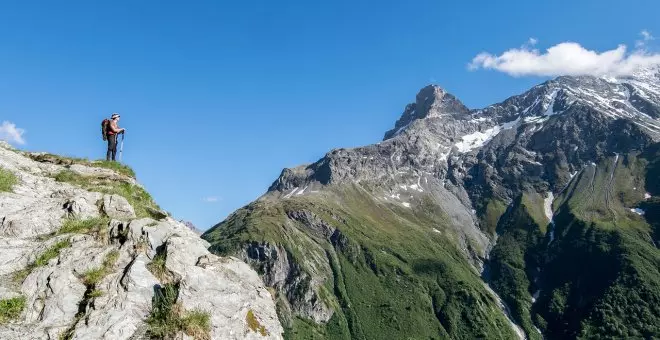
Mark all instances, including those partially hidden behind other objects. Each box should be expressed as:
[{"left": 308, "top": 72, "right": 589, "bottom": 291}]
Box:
[{"left": 111, "top": 113, "right": 120, "bottom": 119}]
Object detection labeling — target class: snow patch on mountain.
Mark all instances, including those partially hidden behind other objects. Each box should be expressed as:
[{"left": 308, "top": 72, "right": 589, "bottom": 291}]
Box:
[
  {"left": 283, "top": 187, "right": 299, "bottom": 199},
  {"left": 544, "top": 192, "right": 555, "bottom": 222},
  {"left": 543, "top": 89, "right": 560, "bottom": 117},
  {"left": 630, "top": 208, "right": 645, "bottom": 216},
  {"left": 455, "top": 117, "right": 520, "bottom": 153}
]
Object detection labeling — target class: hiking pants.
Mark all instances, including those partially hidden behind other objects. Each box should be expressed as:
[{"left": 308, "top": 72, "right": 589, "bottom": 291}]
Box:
[{"left": 107, "top": 134, "right": 117, "bottom": 161}]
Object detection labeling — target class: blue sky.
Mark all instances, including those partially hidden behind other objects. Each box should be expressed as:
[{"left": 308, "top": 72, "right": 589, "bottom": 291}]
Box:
[{"left": 1, "top": 0, "right": 659, "bottom": 230}]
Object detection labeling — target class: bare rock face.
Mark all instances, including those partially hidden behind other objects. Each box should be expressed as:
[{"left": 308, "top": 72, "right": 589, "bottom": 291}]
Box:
[
  {"left": 102, "top": 194, "right": 136, "bottom": 220},
  {"left": 238, "top": 242, "right": 333, "bottom": 325},
  {"left": 0, "top": 142, "right": 283, "bottom": 340}
]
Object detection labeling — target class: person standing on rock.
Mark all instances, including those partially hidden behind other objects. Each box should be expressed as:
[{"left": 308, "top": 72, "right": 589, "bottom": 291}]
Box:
[{"left": 105, "top": 113, "right": 125, "bottom": 161}]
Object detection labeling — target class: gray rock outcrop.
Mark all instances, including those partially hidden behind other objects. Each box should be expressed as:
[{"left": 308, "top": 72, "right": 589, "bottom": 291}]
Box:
[
  {"left": 0, "top": 142, "right": 283, "bottom": 340},
  {"left": 102, "top": 194, "right": 136, "bottom": 220}
]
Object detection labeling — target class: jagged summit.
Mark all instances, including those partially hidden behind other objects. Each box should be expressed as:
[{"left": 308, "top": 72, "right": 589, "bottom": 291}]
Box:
[
  {"left": 385, "top": 71, "right": 660, "bottom": 144},
  {"left": 383, "top": 84, "right": 469, "bottom": 140},
  {"left": 268, "top": 71, "right": 660, "bottom": 201}
]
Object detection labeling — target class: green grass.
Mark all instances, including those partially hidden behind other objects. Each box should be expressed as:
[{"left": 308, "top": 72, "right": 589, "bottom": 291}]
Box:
[
  {"left": 147, "top": 251, "right": 169, "bottom": 282},
  {"left": 488, "top": 193, "right": 547, "bottom": 340},
  {"left": 104, "top": 250, "right": 120, "bottom": 267},
  {"left": 53, "top": 170, "right": 82, "bottom": 184},
  {"left": 88, "top": 290, "right": 104, "bottom": 298},
  {"left": 482, "top": 199, "right": 509, "bottom": 235},
  {"left": 484, "top": 152, "right": 660, "bottom": 339},
  {"left": 539, "top": 213, "right": 660, "bottom": 339},
  {"left": 246, "top": 309, "right": 268, "bottom": 336},
  {"left": 555, "top": 153, "right": 649, "bottom": 231},
  {"left": 181, "top": 310, "right": 213, "bottom": 339},
  {"left": 14, "top": 239, "right": 72, "bottom": 282},
  {"left": 81, "top": 268, "right": 106, "bottom": 286},
  {"left": 520, "top": 192, "right": 550, "bottom": 234},
  {"left": 147, "top": 283, "right": 181, "bottom": 338},
  {"left": 0, "top": 296, "right": 26, "bottom": 324},
  {"left": 58, "top": 217, "right": 109, "bottom": 235},
  {"left": 205, "top": 185, "right": 518, "bottom": 340},
  {"left": 0, "top": 167, "right": 18, "bottom": 192},
  {"left": 147, "top": 283, "right": 212, "bottom": 339},
  {"left": 29, "top": 153, "right": 136, "bottom": 178},
  {"left": 53, "top": 170, "right": 161, "bottom": 219},
  {"left": 81, "top": 250, "right": 120, "bottom": 286},
  {"left": 90, "top": 160, "right": 136, "bottom": 178},
  {"left": 534, "top": 153, "right": 660, "bottom": 339},
  {"left": 35, "top": 240, "right": 72, "bottom": 266}
]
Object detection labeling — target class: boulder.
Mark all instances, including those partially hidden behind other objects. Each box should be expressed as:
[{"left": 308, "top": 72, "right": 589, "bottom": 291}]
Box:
[{"left": 102, "top": 194, "right": 136, "bottom": 220}]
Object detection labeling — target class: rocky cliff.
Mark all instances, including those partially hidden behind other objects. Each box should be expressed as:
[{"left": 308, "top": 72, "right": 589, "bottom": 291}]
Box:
[
  {"left": 0, "top": 142, "right": 283, "bottom": 340},
  {"left": 204, "top": 67, "right": 660, "bottom": 339}
]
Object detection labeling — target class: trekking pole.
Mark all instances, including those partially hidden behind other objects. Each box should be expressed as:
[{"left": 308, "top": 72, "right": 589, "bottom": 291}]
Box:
[{"left": 119, "top": 132, "right": 125, "bottom": 163}]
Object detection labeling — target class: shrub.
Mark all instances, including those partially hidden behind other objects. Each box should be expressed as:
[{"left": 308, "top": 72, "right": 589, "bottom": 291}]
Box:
[
  {"left": 147, "top": 283, "right": 181, "bottom": 338},
  {"left": 147, "top": 283, "right": 212, "bottom": 339}
]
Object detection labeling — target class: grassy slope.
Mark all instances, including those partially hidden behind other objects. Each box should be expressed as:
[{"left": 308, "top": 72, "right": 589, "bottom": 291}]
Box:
[
  {"left": 488, "top": 150, "right": 660, "bottom": 339},
  {"left": 487, "top": 192, "right": 546, "bottom": 340},
  {"left": 204, "top": 185, "right": 516, "bottom": 340},
  {"left": 53, "top": 170, "right": 161, "bottom": 219},
  {"left": 27, "top": 153, "right": 136, "bottom": 178}
]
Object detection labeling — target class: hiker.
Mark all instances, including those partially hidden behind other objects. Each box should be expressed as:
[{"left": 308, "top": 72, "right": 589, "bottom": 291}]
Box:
[{"left": 104, "top": 113, "right": 125, "bottom": 161}]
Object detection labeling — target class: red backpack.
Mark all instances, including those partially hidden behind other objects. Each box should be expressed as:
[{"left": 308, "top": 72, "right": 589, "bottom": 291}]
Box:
[{"left": 101, "top": 119, "right": 110, "bottom": 141}]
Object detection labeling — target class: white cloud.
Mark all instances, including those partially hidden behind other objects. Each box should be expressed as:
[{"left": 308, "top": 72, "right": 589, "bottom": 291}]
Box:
[
  {"left": 527, "top": 37, "right": 538, "bottom": 46},
  {"left": 636, "top": 29, "right": 655, "bottom": 48},
  {"left": 641, "top": 29, "right": 654, "bottom": 41},
  {"left": 468, "top": 35, "right": 660, "bottom": 77},
  {"left": 202, "top": 196, "right": 220, "bottom": 203},
  {"left": 0, "top": 121, "right": 26, "bottom": 145}
]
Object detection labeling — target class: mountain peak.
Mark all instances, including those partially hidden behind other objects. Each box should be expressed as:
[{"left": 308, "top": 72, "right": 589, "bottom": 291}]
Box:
[
  {"left": 206, "top": 66, "right": 660, "bottom": 340},
  {"left": 383, "top": 84, "right": 469, "bottom": 140}
]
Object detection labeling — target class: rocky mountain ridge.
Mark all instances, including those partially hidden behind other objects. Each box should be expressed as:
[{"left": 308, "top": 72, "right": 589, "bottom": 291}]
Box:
[
  {"left": 270, "top": 66, "right": 660, "bottom": 197},
  {"left": 204, "top": 67, "right": 660, "bottom": 339},
  {"left": 0, "top": 142, "right": 283, "bottom": 340}
]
